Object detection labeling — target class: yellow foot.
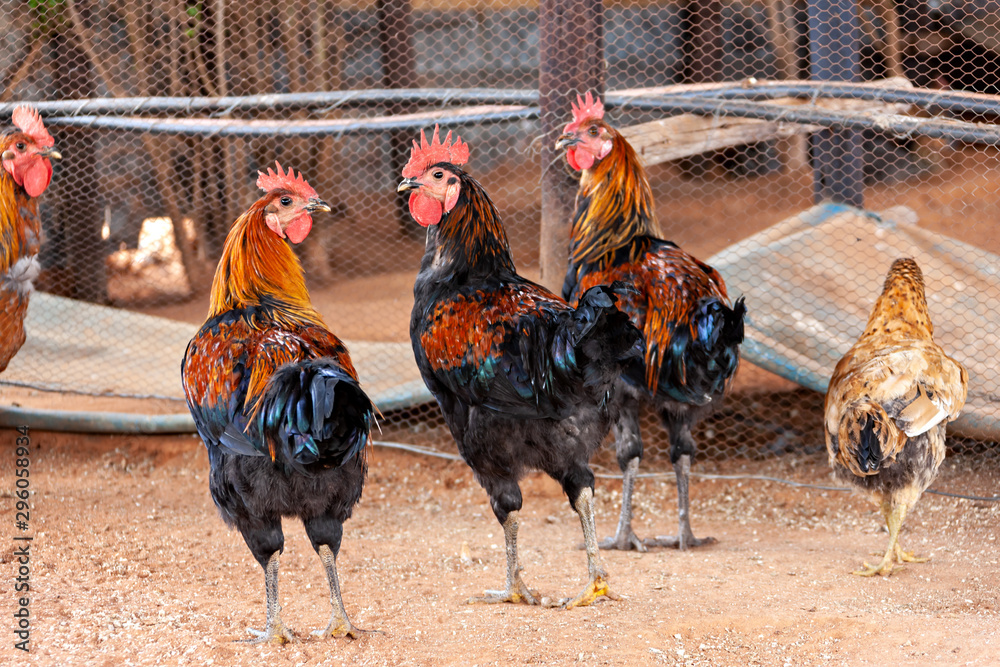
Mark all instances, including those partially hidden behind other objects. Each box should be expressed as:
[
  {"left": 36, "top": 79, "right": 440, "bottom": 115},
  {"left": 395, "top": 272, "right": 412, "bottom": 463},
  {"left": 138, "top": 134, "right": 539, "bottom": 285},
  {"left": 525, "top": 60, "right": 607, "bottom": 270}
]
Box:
[
  {"left": 240, "top": 621, "right": 297, "bottom": 644},
  {"left": 563, "top": 575, "right": 620, "bottom": 610},
  {"left": 469, "top": 583, "right": 540, "bottom": 606},
  {"left": 894, "top": 544, "right": 930, "bottom": 564},
  {"left": 311, "top": 620, "right": 367, "bottom": 640},
  {"left": 852, "top": 557, "right": 897, "bottom": 577}
]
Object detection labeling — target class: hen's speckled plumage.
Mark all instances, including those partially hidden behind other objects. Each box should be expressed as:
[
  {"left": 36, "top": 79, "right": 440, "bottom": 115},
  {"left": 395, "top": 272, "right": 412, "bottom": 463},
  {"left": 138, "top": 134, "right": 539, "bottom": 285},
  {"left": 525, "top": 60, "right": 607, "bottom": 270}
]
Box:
[{"left": 824, "top": 258, "right": 967, "bottom": 576}]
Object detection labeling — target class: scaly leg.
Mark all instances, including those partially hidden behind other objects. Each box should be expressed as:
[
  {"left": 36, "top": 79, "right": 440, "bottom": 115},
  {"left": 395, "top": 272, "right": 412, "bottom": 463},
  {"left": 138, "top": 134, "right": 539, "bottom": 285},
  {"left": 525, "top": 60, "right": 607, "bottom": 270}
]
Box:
[
  {"left": 599, "top": 458, "right": 646, "bottom": 551},
  {"left": 599, "top": 400, "right": 647, "bottom": 551},
  {"left": 855, "top": 502, "right": 909, "bottom": 577},
  {"left": 469, "top": 511, "right": 539, "bottom": 605},
  {"left": 564, "top": 488, "right": 620, "bottom": 609},
  {"left": 241, "top": 551, "right": 296, "bottom": 644},
  {"left": 644, "top": 454, "right": 716, "bottom": 550},
  {"left": 312, "top": 544, "right": 364, "bottom": 639}
]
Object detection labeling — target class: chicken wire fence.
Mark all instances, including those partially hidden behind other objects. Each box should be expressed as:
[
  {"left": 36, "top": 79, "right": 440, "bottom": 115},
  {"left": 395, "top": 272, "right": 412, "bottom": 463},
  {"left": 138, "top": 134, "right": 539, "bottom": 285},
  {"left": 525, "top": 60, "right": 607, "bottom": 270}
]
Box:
[{"left": 1, "top": 0, "right": 999, "bottom": 477}]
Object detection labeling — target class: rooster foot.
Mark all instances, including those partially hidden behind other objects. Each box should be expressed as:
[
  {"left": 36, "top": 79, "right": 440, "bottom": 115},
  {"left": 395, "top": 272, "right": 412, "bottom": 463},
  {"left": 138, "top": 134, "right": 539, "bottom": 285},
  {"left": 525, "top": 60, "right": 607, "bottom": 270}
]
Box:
[
  {"left": 311, "top": 619, "right": 369, "bottom": 640},
  {"left": 853, "top": 555, "right": 899, "bottom": 577},
  {"left": 597, "top": 529, "right": 647, "bottom": 552},
  {"left": 469, "top": 581, "right": 540, "bottom": 606},
  {"left": 894, "top": 544, "right": 929, "bottom": 564},
  {"left": 561, "top": 574, "right": 620, "bottom": 610},
  {"left": 241, "top": 620, "right": 297, "bottom": 645},
  {"left": 642, "top": 533, "right": 717, "bottom": 550}
]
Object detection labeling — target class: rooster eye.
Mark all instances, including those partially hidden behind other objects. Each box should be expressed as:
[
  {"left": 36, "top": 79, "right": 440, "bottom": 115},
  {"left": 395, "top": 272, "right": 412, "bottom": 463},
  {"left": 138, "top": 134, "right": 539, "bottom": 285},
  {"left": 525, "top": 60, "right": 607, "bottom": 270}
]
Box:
[
  {"left": 433, "top": 171, "right": 444, "bottom": 179},
  {"left": 588, "top": 127, "right": 599, "bottom": 137},
  {"left": 15, "top": 142, "right": 25, "bottom": 150},
  {"left": 280, "top": 196, "right": 292, "bottom": 206}
]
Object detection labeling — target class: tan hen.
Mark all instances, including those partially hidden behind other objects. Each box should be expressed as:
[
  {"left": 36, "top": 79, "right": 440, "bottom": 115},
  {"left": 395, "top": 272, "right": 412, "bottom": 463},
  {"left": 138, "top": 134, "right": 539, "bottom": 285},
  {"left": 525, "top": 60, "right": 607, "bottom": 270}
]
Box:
[{"left": 825, "top": 258, "right": 967, "bottom": 576}]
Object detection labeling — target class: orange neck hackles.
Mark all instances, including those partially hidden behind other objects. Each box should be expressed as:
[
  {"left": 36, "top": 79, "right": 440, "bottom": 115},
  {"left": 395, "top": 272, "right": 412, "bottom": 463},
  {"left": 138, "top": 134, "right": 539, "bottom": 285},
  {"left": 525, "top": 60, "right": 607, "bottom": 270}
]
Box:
[{"left": 207, "top": 196, "right": 321, "bottom": 328}]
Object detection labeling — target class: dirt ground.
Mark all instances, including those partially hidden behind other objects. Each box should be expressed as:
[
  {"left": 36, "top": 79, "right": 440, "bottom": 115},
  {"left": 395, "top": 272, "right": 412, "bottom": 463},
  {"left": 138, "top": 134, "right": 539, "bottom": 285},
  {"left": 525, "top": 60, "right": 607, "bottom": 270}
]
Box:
[{"left": 1, "top": 430, "right": 997, "bottom": 666}]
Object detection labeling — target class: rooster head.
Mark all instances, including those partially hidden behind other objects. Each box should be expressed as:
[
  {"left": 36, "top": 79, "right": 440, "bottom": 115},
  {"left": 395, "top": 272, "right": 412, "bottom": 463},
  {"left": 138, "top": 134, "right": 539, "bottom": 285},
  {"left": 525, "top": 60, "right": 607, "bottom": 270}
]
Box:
[
  {"left": 397, "top": 125, "right": 469, "bottom": 227},
  {"left": 255, "top": 161, "right": 330, "bottom": 244},
  {"left": 2, "top": 106, "right": 61, "bottom": 198},
  {"left": 555, "top": 92, "right": 613, "bottom": 171}
]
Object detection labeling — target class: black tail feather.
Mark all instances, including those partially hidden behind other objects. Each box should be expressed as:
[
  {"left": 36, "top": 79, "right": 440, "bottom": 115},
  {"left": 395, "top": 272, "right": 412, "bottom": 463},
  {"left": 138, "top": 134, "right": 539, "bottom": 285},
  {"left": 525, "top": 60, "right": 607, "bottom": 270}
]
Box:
[{"left": 254, "top": 359, "right": 374, "bottom": 474}]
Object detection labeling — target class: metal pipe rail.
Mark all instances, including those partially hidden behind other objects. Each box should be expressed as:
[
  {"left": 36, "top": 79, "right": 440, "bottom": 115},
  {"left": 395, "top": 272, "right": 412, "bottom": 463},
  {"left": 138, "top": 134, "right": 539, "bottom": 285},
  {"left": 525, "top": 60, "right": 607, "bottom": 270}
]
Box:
[{"left": 6, "top": 81, "right": 1000, "bottom": 119}]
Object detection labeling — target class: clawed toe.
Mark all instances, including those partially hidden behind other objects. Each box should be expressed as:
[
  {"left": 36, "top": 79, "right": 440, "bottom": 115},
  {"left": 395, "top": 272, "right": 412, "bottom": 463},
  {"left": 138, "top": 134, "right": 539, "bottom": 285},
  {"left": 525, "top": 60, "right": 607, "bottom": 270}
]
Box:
[
  {"left": 311, "top": 623, "right": 368, "bottom": 640},
  {"left": 240, "top": 624, "right": 297, "bottom": 645},
  {"left": 598, "top": 533, "right": 647, "bottom": 552},
  {"left": 642, "top": 534, "right": 716, "bottom": 550}
]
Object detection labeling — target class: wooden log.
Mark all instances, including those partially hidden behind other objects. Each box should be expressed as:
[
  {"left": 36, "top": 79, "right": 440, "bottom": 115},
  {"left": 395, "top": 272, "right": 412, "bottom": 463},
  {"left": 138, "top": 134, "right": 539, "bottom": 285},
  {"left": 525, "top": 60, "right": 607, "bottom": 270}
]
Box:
[{"left": 622, "top": 97, "right": 912, "bottom": 167}]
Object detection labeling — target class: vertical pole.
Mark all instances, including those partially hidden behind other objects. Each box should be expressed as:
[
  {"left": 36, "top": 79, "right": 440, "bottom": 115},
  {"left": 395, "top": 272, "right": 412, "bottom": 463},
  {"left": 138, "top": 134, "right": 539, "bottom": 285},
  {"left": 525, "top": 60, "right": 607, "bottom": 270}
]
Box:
[
  {"left": 539, "top": 0, "right": 604, "bottom": 292},
  {"left": 49, "top": 29, "right": 108, "bottom": 304},
  {"left": 377, "top": 0, "right": 419, "bottom": 237},
  {"left": 808, "top": 0, "right": 864, "bottom": 207},
  {"left": 684, "top": 0, "right": 724, "bottom": 83}
]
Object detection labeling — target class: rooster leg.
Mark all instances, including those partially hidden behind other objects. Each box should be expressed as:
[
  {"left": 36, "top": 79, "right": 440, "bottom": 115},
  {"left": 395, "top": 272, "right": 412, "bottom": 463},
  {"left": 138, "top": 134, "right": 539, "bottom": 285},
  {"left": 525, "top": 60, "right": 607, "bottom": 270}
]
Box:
[
  {"left": 599, "top": 400, "right": 647, "bottom": 552},
  {"left": 469, "top": 511, "right": 539, "bottom": 605},
  {"left": 645, "top": 422, "right": 716, "bottom": 549},
  {"left": 241, "top": 551, "right": 297, "bottom": 644},
  {"left": 891, "top": 500, "right": 929, "bottom": 564},
  {"left": 564, "top": 487, "right": 620, "bottom": 609},
  {"left": 312, "top": 545, "right": 364, "bottom": 639},
  {"left": 855, "top": 502, "right": 909, "bottom": 576}
]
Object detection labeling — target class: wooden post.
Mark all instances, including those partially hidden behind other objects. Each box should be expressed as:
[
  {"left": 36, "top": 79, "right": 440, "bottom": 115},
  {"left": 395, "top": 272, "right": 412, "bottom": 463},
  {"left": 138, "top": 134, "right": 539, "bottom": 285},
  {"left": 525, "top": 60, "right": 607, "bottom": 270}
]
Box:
[
  {"left": 377, "top": 0, "right": 419, "bottom": 237},
  {"left": 538, "top": 0, "right": 604, "bottom": 293},
  {"left": 684, "top": 0, "right": 724, "bottom": 83},
  {"left": 49, "top": 29, "right": 108, "bottom": 304},
  {"left": 808, "top": 0, "right": 864, "bottom": 207}
]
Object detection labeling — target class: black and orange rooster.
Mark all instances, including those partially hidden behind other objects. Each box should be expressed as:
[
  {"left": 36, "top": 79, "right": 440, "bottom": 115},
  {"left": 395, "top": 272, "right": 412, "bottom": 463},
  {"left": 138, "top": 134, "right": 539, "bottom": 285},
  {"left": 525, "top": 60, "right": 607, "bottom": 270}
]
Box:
[
  {"left": 1, "top": 106, "right": 60, "bottom": 373},
  {"left": 401, "top": 126, "right": 641, "bottom": 608},
  {"left": 557, "top": 93, "right": 745, "bottom": 551},
  {"left": 825, "top": 258, "right": 967, "bottom": 576},
  {"left": 182, "top": 163, "right": 374, "bottom": 643}
]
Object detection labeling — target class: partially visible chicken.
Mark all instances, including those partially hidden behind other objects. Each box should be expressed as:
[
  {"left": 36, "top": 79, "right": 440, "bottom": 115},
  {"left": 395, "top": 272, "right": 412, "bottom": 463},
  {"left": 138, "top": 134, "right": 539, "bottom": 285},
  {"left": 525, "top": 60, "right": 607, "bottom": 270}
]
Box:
[
  {"left": 1, "top": 106, "right": 61, "bottom": 372},
  {"left": 825, "top": 258, "right": 967, "bottom": 576},
  {"left": 556, "top": 93, "right": 745, "bottom": 551},
  {"left": 402, "top": 126, "right": 641, "bottom": 608},
  {"left": 182, "top": 163, "right": 374, "bottom": 642}
]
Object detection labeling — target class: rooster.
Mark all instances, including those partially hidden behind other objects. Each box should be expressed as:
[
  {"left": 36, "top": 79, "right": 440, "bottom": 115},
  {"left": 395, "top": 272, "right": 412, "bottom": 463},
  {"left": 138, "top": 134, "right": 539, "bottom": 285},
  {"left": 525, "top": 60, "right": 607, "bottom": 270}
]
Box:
[
  {"left": 825, "top": 258, "right": 967, "bottom": 576},
  {"left": 401, "top": 126, "right": 641, "bottom": 608},
  {"left": 181, "top": 163, "right": 374, "bottom": 643},
  {"left": 1, "top": 106, "right": 60, "bottom": 373},
  {"left": 556, "top": 93, "right": 746, "bottom": 551}
]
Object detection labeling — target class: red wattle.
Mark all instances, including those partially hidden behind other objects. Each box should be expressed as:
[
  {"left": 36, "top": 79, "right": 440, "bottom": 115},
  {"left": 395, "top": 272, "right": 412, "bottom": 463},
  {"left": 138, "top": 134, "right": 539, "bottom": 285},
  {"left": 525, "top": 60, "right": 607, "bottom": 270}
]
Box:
[
  {"left": 22, "top": 159, "right": 52, "bottom": 198},
  {"left": 409, "top": 192, "right": 443, "bottom": 227},
  {"left": 285, "top": 213, "right": 313, "bottom": 244},
  {"left": 568, "top": 148, "right": 594, "bottom": 171}
]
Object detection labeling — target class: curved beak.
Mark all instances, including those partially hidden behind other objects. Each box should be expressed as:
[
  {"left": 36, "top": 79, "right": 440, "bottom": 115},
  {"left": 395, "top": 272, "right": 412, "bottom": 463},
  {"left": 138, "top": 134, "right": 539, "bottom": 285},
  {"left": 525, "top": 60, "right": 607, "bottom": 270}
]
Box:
[
  {"left": 397, "top": 178, "right": 421, "bottom": 193},
  {"left": 37, "top": 146, "right": 62, "bottom": 160},
  {"left": 555, "top": 133, "right": 580, "bottom": 151},
  {"left": 0, "top": 150, "right": 13, "bottom": 162},
  {"left": 306, "top": 197, "right": 331, "bottom": 213}
]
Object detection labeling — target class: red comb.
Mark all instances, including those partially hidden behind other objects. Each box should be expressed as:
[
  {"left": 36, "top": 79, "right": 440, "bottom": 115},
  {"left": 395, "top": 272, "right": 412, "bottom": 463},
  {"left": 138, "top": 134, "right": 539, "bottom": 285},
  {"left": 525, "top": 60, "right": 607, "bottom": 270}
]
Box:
[
  {"left": 11, "top": 106, "right": 54, "bottom": 148},
  {"left": 402, "top": 125, "right": 470, "bottom": 179},
  {"left": 256, "top": 161, "right": 318, "bottom": 199},
  {"left": 563, "top": 91, "right": 605, "bottom": 134}
]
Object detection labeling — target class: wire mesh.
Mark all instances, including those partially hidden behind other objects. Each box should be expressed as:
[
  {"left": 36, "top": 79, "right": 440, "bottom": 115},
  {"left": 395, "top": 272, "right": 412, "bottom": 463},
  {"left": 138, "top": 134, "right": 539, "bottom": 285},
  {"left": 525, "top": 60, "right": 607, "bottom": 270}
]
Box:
[{"left": 1, "top": 0, "right": 997, "bottom": 478}]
